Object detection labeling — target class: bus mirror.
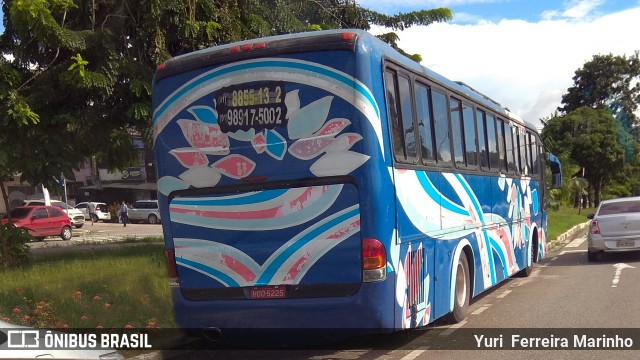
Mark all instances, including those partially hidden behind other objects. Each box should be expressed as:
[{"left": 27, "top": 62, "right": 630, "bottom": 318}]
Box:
[{"left": 547, "top": 153, "right": 562, "bottom": 189}]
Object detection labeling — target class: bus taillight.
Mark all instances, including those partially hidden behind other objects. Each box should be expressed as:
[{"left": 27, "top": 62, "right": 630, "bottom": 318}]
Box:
[
  {"left": 362, "top": 238, "right": 387, "bottom": 282},
  {"left": 165, "top": 249, "right": 180, "bottom": 286},
  {"left": 342, "top": 32, "right": 355, "bottom": 41},
  {"left": 156, "top": 63, "right": 166, "bottom": 71},
  {"left": 230, "top": 42, "right": 267, "bottom": 54},
  {"left": 591, "top": 220, "right": 601, "bottom": 234}
]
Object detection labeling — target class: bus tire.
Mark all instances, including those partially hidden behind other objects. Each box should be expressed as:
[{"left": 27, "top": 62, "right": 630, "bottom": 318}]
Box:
[
  {"left": 517, "top": 236, "right": 537, "bottom": 277},
  {"left": 445, "top": 252, "right": 470, "bottom": 324}
]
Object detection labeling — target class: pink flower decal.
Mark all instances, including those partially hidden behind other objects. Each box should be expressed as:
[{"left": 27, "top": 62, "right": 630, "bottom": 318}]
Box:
[
  {"left": 177, "top": 119, "right": 230, "bottom": 155},
  {"left": 314, "top": 118, "right": 351, "bottom": 136},
  {"left": 325, "top": 133, "right": 362, "bottom": 153},
  {"left": 288, "top": 137, "right": 334, "bottom": 160},
  {"left": 213, "top": 155, "right": 256, "bottom": 179},
  {"left": 170, "top": 148, "right": 209, "bottom": 168},
  {"left": 251, "top": 132, "right": 267, "bottom": 154}
]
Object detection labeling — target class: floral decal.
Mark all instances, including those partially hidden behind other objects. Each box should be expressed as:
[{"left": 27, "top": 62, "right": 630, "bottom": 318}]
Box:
[{"left": 158, "top": 87, "right": 370, "bottom": 196}]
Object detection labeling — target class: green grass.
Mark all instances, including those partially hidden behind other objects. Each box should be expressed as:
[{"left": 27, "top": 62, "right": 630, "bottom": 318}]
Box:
[
  {"left": 547, "top": 205, "right": 594, "bottom": 241},
  {"left": 0, "top": 244, "right": 176, "bottom": 329}
]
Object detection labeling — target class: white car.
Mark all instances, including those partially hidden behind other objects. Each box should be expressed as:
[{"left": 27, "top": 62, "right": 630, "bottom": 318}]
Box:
[
  {"left": 22, "top": 200, "right": 86, "bottom": 228},
  {"left": 587, "top": 196, "right": 640, "bottom": 261},
  {"left": 75, "top": 202, "right": 112, "bottom": 222}
]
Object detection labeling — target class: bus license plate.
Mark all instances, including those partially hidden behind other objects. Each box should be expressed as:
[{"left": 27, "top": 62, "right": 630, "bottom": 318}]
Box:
[
  {"left": 616, "top": 240, "right": 635, "bottom": 248},
  {"left": 250, "top": 286, "right": 286, "bottom": 299}
]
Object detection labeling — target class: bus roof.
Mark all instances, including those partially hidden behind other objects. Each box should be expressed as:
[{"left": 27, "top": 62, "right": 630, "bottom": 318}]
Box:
[{"left": 155, "top": 29, "right": 532, "bottom": 130}]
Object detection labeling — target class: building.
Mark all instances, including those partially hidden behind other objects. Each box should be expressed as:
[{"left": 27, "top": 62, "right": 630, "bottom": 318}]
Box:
[{"left": 0, "top": 138, "right": 156, "bottom": 215}]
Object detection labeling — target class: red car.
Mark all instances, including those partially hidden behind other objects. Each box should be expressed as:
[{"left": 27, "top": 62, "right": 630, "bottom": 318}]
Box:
[{"left": 2, "top": 205, "right": 73, "bottom": 241}]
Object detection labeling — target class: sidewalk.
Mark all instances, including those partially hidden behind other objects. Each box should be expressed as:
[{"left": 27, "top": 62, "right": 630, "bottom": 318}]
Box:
[
  {"left": 546, "top": 221, "right": 590, "bottom": 253},
  {"left": 27, "top": 221, "right": 164, "bottom": 251}
]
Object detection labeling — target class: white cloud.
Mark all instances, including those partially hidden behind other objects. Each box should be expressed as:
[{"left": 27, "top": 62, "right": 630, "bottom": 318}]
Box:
[
  {"left": 561, "top": 0, "right": 606, "bottom": 19},
  {"left": 384, "top": 6, "right": 640, "bottom": 129},
  {"left": 356, "top": 0, "right": 499, "bottom": 14}
]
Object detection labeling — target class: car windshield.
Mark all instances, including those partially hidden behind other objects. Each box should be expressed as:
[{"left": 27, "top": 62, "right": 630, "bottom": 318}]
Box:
[
  {"left": 9, "top": 208, "right": 31, "bottom": 219},
  {"left": 598, "top": 201, "right": 640, "bottom": 216},
  {"left": 52, "top": 202, "right": 71, "bottom": 210}
]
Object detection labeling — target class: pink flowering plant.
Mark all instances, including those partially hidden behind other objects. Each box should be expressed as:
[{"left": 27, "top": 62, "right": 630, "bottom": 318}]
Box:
[{"left": 0, "top": 244, "right": 175, "bottom": 329}]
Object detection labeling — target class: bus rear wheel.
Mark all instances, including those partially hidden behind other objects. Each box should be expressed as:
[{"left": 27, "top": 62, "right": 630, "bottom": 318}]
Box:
[{"left": 445, "top": 252, "right": 470, "bottom": 324}]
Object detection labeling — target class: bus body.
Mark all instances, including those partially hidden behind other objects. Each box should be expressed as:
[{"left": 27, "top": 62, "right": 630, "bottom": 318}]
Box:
[{"left": 152, "top": 29, "right": 560, "bottom": 338}]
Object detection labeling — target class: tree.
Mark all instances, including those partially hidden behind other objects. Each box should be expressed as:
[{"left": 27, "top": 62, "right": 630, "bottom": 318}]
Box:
[
  {"left": 0, "top": 0, "right": 452, "bottom": 267},
  {"left": 542, "top": 107, "right": 625, "bottom": 206},
  {"left": 558, "top": 52, "right": 640, "bottom": 150}
]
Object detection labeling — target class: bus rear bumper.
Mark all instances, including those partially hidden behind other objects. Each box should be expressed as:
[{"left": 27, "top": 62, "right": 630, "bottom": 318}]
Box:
[{"left": 170, "top": 282, "right": 396, "bottom": 343}]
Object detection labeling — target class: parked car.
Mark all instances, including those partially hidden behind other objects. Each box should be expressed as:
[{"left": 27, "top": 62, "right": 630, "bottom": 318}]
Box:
[
  {"left": 1, "top": 205, "right": 73, "bottom": 241},
  {"left": 22, "top": 199, "right": 85, "bottom": 228},
  {"left": 75, "top": 202, "right": 112, "bottom": 222},
  {"left": 128, "top": 200, "right": 161, "bottom": 224},
  {"left": 587, "top": 196, "right": 640, "bottom": 261}
]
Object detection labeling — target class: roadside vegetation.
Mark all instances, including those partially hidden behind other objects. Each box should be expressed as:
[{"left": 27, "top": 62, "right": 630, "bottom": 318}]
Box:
[
  {"left": 0, "top": 243, "right": 176, "bottom": 329},
  {"left": 547, "top": 206, "right": 594, "bottom": 241}
]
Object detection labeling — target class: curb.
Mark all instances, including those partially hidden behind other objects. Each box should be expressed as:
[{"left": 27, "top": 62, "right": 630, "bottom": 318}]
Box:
[{"left": 547, "top": 221, "right": 590, "bottom": 253}]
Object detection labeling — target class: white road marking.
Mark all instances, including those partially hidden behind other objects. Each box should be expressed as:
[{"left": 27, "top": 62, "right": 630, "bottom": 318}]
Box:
[
  {"left": 497, "top": 290, "right": 512, "bottom": 299},
  {"left": 559, "top": 250, "right": 585, "bottom": 255},
  {"left": 565, "top": 236, "right": 586, "bottom": 248},
  {"left": 439, "top": 320, "right": 467, "bottom": 336},
  {"left": 471, "top": 304, "right": 491, "bottom": 315},
  {"left": 400, "top": 350, "right": 426, "bottom": 360},
  {"left": 612, "top": 263, "right": 636, "bottom": 288},
  {"left": 550, "top": 256, "right": 558, "bottom": 261}
]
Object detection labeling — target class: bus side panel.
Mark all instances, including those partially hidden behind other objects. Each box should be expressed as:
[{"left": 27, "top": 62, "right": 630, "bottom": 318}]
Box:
[
  {"left": 394, "top": 169, "right": 544, "bottom": 321},
  {"left": 393, "top": 168, "right": 437, "bottom": 328}
]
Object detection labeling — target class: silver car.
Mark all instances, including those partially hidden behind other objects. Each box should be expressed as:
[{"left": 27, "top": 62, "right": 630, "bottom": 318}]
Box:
[
  {"left": 128, "top": 200, "right": 161, "bottom": 224},
  {"left": 587, "top": 196, "right": 640, "bottom": 261}
]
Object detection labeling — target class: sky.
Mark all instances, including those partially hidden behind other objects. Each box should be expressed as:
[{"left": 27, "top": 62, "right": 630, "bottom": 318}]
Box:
[
  {"left": 1, "top": 1, "right": 638, "bottom": 129},
  {"left": 361, "top": 0, "right": 640, "bottom": 129}
]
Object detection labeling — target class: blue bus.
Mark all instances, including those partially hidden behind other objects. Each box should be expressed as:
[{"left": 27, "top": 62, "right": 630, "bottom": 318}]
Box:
[{"left": 152, "top": 29, "right": 562, "bottom": 341}]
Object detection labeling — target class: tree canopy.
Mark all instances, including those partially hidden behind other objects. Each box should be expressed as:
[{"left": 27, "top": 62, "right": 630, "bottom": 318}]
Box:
[
  {"left": 0, "top": 0, "right": 452, "bottom": 267},
  {"left": 543, "top": 107, "right": 627, "bottom": 205}
]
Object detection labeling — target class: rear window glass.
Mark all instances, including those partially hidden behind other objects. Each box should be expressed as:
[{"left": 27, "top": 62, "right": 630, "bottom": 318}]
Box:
[
  {"left": 598, "top": 201, "right": 640, "bottom": 215},
  {"left": 48, "top": 207, "right": 65, "bottom": 217},
  {"left": 10, "top": 208, "right": 31, "bottom": 219},
  {"left": 97, "top": 204, "right": 109, "bottom": 212}
]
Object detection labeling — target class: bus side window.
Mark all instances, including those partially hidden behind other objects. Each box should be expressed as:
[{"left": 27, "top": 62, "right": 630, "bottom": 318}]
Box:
[
  {"left": 385, "top": 69, "right": 417, "bottom": 164},
  {"left": 450, "top": 98, "right": 465, "bottom": 167},
  {"left": 415, "top": 83, "right": 436, "bottom": 163},
  {"left": 497, "top": 118, "right": 508, "bottom": 173},
  {"left": 519, "top": 130, "right": 528, "bottom": 176},
  {"left": 476, "top": 109, "right": 489, "bottom": 170},
  {"left": 398, "top": 75, "right": 418, "bottom": 163},
  {"left": 432, "top": 90, "right": 451, "bottom": 164},
  {"left": 487, "top": 114, "right": 499, "bottom": 171},
  {"left": 385, "top": 70, "right": 406, "bottom": 162},
  {"left": 503, "top": 120, "right": 516, "bottom": 173},
  {"left": 463, "top": 102, "right": 477, "bottom": 168},
  {"left": 531, "top": 133, "right": 540, "bottom": 177}
]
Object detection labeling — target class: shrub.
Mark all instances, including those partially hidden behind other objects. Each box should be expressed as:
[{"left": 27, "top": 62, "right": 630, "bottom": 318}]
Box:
[{"left": 0, "top": 224, "right": 33, "bottom": 269}]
